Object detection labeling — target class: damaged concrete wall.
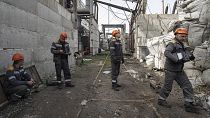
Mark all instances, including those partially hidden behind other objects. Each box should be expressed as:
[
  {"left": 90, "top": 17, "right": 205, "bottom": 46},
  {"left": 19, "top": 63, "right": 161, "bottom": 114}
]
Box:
[
  {"left": 0, "top": 0, "right": 78, "bottom": 79},
  {"left": 90, "top": 18, "right": 99, "bottom": 55},
  {"left": 133, "top": 14, "right": 178, "bottom": 59},
  {"left": 77, "top": 0, "right": 99, "bottom": 55}
]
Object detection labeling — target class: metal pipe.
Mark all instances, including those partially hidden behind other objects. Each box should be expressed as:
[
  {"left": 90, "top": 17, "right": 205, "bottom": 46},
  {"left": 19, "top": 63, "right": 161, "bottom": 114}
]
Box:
[
  {"left": 162, "top": 0, "right": 164, "bottom": 14},
  {"left": 172, "top": 1, "right": 177, "bottom": 14},
  {"left": 95, "top": 0, "right": 134, "bottom": 13},
  {"left": 165, "top": 5, "right": 168, "bottom": 14}
]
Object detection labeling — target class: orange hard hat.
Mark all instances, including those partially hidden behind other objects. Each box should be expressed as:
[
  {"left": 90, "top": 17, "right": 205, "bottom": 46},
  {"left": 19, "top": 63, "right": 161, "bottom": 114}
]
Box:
[
  {"left": 174, "top": 28, "right": 188, "bottom": 35},
  {"left": 112, "top": 30, "right": 120, "bottom": 37},
  {"left": 12, "top": 53, "right": 24, "bottom": 61},
  {"left": 60, "top": 32, "right": 67, "bottom": 39}
]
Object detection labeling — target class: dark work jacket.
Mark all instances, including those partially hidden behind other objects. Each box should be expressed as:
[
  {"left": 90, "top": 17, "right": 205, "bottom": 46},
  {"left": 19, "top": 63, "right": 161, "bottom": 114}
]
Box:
[
  {"left": 51, "top": 40, "right": 71, "bottom": 62},
  {"left": 109, "top": 38, "right": 124, "bottom": 62},
  {"left": 6, "top": 66, "right": 31, "bottom": 88},
  {"left": 164, "top": 40, "right": 193, "bottom": 72}
]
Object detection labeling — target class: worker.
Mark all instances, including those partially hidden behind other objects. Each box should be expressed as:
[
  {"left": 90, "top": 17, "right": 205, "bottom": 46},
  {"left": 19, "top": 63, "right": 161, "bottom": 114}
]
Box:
[
  {"left": 51, "top": 32, "right": 74, "bottom": 89},
  {"left": 109, "top": 29, "right": 124, "bottom": 91},
  {"left": 158, "top": 28, "right": 199, "bottom": 113},
  {"left": 5, "top": 53, "right": 34, "bottom": 102}
]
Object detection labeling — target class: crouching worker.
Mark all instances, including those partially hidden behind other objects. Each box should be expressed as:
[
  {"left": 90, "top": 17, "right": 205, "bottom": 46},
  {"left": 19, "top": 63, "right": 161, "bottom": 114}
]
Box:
[
  {"left": 5, "top": 53, "right": 34, "bottom": 102},
  {"left": 158, "top": 28, "right": 200, "bottom": 113}
]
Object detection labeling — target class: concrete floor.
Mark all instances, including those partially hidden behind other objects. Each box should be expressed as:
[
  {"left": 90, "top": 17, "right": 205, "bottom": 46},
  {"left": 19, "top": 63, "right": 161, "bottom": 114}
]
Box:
[{"left": 0, "top": 54, "right": 209, "bottom": 118}]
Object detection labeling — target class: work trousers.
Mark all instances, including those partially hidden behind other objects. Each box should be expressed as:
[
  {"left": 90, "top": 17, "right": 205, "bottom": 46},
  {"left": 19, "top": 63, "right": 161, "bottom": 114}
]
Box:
[
  {"left": 111, "top": 60, "right": 121, "bottom": 85},
  {"left": 159, "top": 70, "right": 194, "bottom": 102},
  {"left": 7, "top": 85, "right": 30, "bottom": 97},
  {"left": 55, "top": 59, "right": 71, "bottom": 84}
]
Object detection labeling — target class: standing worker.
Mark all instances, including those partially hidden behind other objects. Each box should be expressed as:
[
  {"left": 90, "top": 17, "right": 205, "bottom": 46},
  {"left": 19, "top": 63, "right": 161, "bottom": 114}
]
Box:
[
  {"left": 109, "top": 29, "right": 124, "bottom": 91},
  {"left": 158, "top": 28, "right": 199, "bottom": 113},
  {"left": 51, "top": 32, "right": 74, "bottom": 89},
  {"left": 5, "top": 53, "right": 34, "bottom": 102}
]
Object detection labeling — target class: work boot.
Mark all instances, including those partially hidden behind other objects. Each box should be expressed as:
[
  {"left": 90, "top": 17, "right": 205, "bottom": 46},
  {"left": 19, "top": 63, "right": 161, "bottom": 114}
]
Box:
[
  {"left": 116, "top": 83, "right": 122, "bottom": 87},
  {"left": 10, "top": 93, "right": 21, "bottom": 102},
  {"left": 65, "top": 83, "right": 75, "bottom": 87},
  {"left": 158, "top": 99, "right": 172, "bottom": 108},
  {"left": 112, "top": 84, "right": 119, "bottom": 91},
  {"left": 57, "top": 83, "right": 64, "bottom": 89},
  {"left": 22, "top": 96, "right": 33, "bottom": 103},
  {"left": 184, "top": 102, "right": 200, "bottom": 114}
]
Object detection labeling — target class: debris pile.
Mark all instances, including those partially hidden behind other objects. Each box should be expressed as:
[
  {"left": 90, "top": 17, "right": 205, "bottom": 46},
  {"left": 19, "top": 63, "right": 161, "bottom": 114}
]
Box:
[
  {"left": 144, "top": 0, "right": 210, "bottom": 89},
  {"left": 177, "top": 0, "right": 210, "bottom": 47},
  {"left": 146, "top": 32, "right": 174, "bottom": 70},
  {"left": 193, "top": 42, "right": 210, "bottom": 86}
]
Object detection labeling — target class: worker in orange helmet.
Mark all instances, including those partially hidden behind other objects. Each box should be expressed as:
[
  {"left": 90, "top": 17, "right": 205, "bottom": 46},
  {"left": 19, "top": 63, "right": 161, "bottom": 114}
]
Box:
[
  {"left": 158, "top": 28, "right": 200, "bottom": 113},
  {"left": 109, "top": 29, "right": 124, "bottom": 91},
  {"left": 51, "top": 32, "right": 74, "bottom": 89},
  {"left": 5, "top": 53, "right": 34, "bottom": 102}
]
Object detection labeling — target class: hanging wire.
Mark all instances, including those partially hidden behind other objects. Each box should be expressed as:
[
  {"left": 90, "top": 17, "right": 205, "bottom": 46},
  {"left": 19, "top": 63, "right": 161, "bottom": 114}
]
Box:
[
  {"left": 98, "top": 3, "right": 127, "bottom": 15},
  {"left": 109, "top": 7, "right": 129, "bottom": 21},
  {"left": 125, "top": 0, "right": 133, "bottom": 12}
]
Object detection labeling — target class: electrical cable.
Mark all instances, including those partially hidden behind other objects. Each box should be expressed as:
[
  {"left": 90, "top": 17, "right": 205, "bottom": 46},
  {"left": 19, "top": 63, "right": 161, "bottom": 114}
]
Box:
[
  {"left": 123, "top": 10, "right": 131, "bottom": 25},
  {"left": 125, "top": 0, "right": 133, "bottom": 12},
  {"left": 98, "top": 3, "right": 126, "bottom": 15},
  {"left": 98, "top": 3, "right": 131, "bottom": 21},
  {"left": 109, "top": 7, "right": 128, "bottom": 21},
  {"left": 124, "top": 1, "right": 134, "bottom": 25}
]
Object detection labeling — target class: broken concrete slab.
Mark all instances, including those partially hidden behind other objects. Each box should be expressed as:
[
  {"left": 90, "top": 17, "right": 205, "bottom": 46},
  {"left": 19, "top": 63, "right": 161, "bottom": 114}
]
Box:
[
  {"left": 125, "top": 69, "right": 138, "bottom": 74},
  {"left": 102, "top": 71, "right": 111, "bottom": 74},
  {"left": 81, "top": 100, "right": 88, "bottom": 106},
  {"left": 149, "top": 79, "right": 161, "bottom": 93},
  {"left": 194, "top": 93, "right": 210, "bottom": 110}
]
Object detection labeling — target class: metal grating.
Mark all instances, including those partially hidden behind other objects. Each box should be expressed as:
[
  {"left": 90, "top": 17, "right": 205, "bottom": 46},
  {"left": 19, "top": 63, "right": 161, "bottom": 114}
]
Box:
[{"left": 25, "top": 65, "right": 43, "bottom": 87}]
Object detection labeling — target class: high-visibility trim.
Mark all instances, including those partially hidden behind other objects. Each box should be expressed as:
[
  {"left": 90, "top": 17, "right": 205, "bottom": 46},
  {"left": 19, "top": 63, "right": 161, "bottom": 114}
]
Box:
[
  {"left": 65, "top": 80, "right": 71, "bottom": 82},
  {"left": 55, "top": 44, "right": 62, "bottom": 47},
  {"left": 158, "top": 95, "right": 166, "bottom": 100},
  {"left": 115, "top": 42, "right": 120, "bottom": 45},
  {"left": 57, "top": 81, "right": 62, "bottom": 83},
  {"left": 185, "top": 98, "right": 193, "bottom": 103},
  {"left": 14, "top": 93, "right": 22, "bottom": 98},
  {"left": 112, "top": 80, "right": 117, "bottom": 83},
  {"left": 110, "top": 47, "right": 115, "bottom": 49},
  {"left": 51, "top": 46, "right": 56, "bottom": 49},
  {"left": 14, "top": 71, "right": 19, "bottom": 74},
  {"left": 26, "top": 88, "right": 31, "bottom": 92},
  {"left": 19, "top": 69, "right": 24, "bottom": 72},
  {"left": 8, "top": 76, "right": 16, "bottom": 80}
]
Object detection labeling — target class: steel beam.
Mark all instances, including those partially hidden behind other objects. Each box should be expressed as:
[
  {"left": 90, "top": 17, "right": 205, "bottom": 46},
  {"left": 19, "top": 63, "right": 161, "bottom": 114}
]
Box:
[{"left": 95, "top": 0, "right": 134, "bottom": 13}]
